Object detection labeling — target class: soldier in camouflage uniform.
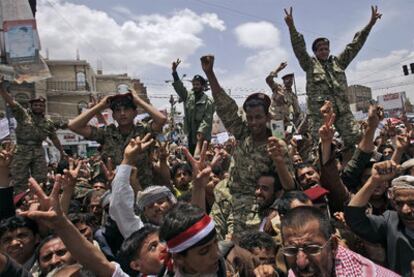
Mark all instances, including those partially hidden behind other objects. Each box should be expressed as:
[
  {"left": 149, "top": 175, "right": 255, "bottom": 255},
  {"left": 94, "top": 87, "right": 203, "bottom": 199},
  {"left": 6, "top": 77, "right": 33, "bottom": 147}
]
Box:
[
  {"left": 201, "top": 55, "right": 295, "bottom": 235},
  {"left": 68, "top": 91, "right": 167, "bottom": 189},
  {"left": 171, "top": 59, "right": 214, "bottom": 154},
  {"left": 284, "top": 6, "right": 382, "bottom": 151},
  {"left": 0, "top": 80, "right": 66, "bottom": 194},
  {"left": 266, "top": 62, "right": 301, "bottom": 127}
]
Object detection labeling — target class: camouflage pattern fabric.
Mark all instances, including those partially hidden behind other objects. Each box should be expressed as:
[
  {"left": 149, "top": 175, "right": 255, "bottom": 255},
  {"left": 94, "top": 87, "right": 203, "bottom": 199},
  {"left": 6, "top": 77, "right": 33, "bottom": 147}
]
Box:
[
  {"left": 172, "top": 79, "right": 214, "bottom": 151},
  {"left": 86, "top": 122, "right": 155, "bottom": 189},
  {"left": 10, "top": 103, "right": 57, "bottom": 193},
  {"left": 288, "top": 25, "right": 373, "bottom": 149},
  {"left": 11, "top": 145, "right": 47, "bottom": 194},
  {"left": 213, "top": 90, "right": 293, "bottom": 234},
  {"left": 269, "top": 82, "right": 289, "bottom": 123},
  {"left": 210, "top": 178, "right": 233, "bottom": 240}
]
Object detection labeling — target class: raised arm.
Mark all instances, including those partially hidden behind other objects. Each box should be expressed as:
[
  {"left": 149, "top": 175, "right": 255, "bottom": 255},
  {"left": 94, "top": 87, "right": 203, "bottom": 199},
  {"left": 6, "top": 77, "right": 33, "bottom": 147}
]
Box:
[
  {"left": 284, "top": 7, "right": 312, "bottom": 71},
  {"left": 337, "top": 6, "right": 382, "bottom": 69},
  {"left": 341, "top": 105, "right": 381, "bottom": 190},
  {"left": 349, "top": 160, "right": 397, "bottom": 207},
  {"left": 265, "top": 62, "right": 287, "bottom": 89},
  {"left": 109, "top": 134, "right": 153, "bottom": 239},
  {"left": 200, "top": 55, "right": 246, "bottom": 139},
  {"left": 68, "top": 96, "right": 110, "bottom": 138},
  {"left": 0, "top": 79, "right": 17, "bottom": 107},
  {"left": 171, "top": 58, "right": 189, "bottom": 103},
  {"left": 183, "top": 141, "right": 211, "bottom": 212},
  {"left": 130, "top": 89, "right": 167, "bottom": 133},
  {"left": 20, "top": 178, "right": 116, "bottom": 277},
  {"left": 267, "top": 137, "right": 295, "bottom": 190}
]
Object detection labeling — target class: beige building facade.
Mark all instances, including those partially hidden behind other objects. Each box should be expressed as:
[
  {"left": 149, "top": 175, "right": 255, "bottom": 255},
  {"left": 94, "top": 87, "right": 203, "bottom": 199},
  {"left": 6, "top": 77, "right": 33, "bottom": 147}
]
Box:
[{"left": 0, "top": 58, "right": 150, "bottom": 157}]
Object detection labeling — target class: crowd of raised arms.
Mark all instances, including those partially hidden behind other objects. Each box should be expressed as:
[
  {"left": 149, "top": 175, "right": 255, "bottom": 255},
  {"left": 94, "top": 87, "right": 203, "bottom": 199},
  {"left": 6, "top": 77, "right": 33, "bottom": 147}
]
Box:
[{"left": 1, "top": 5, "right": 414, "bottom": 277}]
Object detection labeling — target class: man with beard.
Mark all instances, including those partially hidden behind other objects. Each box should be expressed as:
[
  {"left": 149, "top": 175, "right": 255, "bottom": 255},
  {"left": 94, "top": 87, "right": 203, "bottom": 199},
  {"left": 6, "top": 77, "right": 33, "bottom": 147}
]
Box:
[
  {"left": 0, "top": 79, "right": 66, "bottom": 193},
  {"left": 345, "top": 162, "right": 414, "bottom": 276},
  {"left": 282, "top": 206, "right": 398, "bottom": 277},
  {"left": 200, "top": 55, "right": 295, "bottom": 235},
  {"left": 255, "top": 173, "right": 283, "bottom": 232},
  {"left": 171, "top": 59, "right": 214, "bottom": 154}
]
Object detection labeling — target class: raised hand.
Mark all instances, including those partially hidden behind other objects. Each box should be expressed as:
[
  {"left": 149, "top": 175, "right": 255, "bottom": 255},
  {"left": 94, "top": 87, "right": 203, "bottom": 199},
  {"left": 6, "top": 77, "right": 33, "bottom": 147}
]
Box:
[
  {"left": 123, "top": 134, "right": 154, "bottom": 165},
  {"left": 0, "top": 141, "right": 15, "bottom": 168},
  {"left": 172, "top": 58, "right": 181, "bottom": 72},
  {"left": 267, "top": 137, "right": 286, "bottom": 163},
  {"left": 371, "top": 160, "right": 398, "bottom": 184},
  {"left": 367, "top": 104, "right": 383, "bottom": 129},
  {"left": 320, "top": 100, "right": 333, "bottom": 121},
  {"left": 277, "top": 61, "right": 288, "bottom": 73},
  {"left": 210, "top": 148, "right": 228, "bottom": 168},
  {"left": 19, "top": 177, "right": 63, "bottom": 228},
  {"left": 319, "top": 112, "right": 336, "bottom": 143},
  {"left": 395, "top": 133, "right": 409, "bottom": 151},
  {"left": 319, "top": 101, "right": 336, "bottom": 143},
  {"left": 284, "top": 7, "right": 294, "bottom": 27},
  {"left": 100, "top": 158, "right": 115, "bottom": 182},
  {"left": 368, "top": 5, "right": 382, "bottom": 27},
  {"left": 200, "top": 55, "right": 215, "bottom": 74},
  {"left": 66, "top": 158, "right": 82, "bottom": 181},
  {"left": 182, "top": 141, "right": 211, "bottom": 187}
]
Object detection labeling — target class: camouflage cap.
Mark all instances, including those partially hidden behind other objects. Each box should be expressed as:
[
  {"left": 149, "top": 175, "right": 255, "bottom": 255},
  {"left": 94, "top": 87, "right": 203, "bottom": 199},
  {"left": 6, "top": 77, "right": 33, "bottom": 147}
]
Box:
[
  {"left": 243, "top": 92, "right": 271, "bottom": 113},
  {"left": 312, "top": 37, "right": 330, "bottom": 52},
  {"left": 29, "top": 96, "right": 46, "bottom": 104},
  {"left": 108, "top": 92, "right": 137, "bottom": 110}
]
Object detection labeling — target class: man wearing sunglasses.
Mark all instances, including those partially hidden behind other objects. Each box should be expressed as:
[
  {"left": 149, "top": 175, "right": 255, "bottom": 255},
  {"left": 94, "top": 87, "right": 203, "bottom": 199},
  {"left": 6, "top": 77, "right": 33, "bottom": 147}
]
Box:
[{"left": 281, "top": 206, "right": 398, "bottom": 277}]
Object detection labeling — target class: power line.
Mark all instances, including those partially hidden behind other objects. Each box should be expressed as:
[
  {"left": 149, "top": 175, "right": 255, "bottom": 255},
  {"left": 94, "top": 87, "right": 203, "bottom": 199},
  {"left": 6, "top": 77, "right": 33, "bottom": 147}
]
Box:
[{"left": 192, "top": 0, "right": 388, "bottom": 55}]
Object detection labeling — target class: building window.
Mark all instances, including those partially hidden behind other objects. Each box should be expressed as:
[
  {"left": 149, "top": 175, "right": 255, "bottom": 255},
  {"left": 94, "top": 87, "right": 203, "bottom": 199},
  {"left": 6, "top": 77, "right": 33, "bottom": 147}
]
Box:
[
  {"left": 117, "top": 84, "right": 129, "bottom": 94},
  {"left": 76, "top": 72, "right": 86, "bottom": 90}
]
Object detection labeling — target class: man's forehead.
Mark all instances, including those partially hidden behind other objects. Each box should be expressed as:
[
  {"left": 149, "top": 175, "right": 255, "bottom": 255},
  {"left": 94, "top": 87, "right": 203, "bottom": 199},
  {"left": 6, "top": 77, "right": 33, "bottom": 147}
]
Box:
[
  {"left": 2, "top": 227, "right": 32, "bottom": 237},
  {"left": 282, "top": 220, "right": 323, "bottom": 241},
  {"left": 298, "top": 167, "right": 315, "bottom": 175},
  {"left": 41, "top": 238, "right": 65, "bottom": 253}
]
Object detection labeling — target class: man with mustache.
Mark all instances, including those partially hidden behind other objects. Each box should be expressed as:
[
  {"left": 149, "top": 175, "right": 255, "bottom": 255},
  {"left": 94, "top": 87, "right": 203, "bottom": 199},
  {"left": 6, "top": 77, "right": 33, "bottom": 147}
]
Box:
[
  {"left": 282, "top": 206, "right": 398, "bottom": 277},
  {"left": 345, "top": 161, "right": 414, "bottom": 276}
]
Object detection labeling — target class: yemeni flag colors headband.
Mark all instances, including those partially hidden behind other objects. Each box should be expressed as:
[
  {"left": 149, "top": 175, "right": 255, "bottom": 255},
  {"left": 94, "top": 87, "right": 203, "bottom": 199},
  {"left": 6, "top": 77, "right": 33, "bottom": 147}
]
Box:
[{"left": 167, "top": 215, "right": 215, "bottom": 253}]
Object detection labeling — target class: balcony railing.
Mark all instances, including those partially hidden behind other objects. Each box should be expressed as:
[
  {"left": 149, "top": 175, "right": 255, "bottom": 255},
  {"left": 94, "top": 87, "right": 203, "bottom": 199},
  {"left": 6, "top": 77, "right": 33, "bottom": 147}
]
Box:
[{"left": 46, "top": 81, "right": 90, "bottom": 92}]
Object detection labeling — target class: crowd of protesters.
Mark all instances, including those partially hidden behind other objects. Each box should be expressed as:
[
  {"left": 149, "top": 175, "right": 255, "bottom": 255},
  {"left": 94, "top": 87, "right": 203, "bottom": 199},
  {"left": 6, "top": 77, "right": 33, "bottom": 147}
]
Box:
[{"left": 1, "top": 4, "right": 414, "bottom": 277}]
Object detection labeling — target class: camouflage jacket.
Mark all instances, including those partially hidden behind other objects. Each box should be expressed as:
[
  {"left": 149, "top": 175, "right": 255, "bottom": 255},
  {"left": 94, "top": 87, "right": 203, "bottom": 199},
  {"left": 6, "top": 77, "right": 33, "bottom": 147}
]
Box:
[
  {"left": 86, "top": 122, "right": 154, "bottom": 188},
  {"left": 269, "top": 82, "right": 301, "bottom": 124},
  {"left": 289, "top": 25, "right": 372, "bottom": 115},
  {"left": 172, "top": 80, "right": 214, "bottom": 145},
  {"left": 213, "top": 90, "right": 293, "bottom": 232},
  {"left": 210, "top": 178, "right": 234, "bottom": 240},
  {"left": 12, "top": 103, "right": 57, "bottom": 145}
]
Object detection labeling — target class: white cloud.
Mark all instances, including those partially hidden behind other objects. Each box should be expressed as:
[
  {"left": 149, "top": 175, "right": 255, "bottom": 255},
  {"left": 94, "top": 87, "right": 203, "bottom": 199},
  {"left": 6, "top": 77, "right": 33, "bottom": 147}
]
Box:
[
  {"left": 347, "top": 50, "right": 414, "bottom": 100},
  {"left": 234, "top": 21, "right": 280, "bottom": 49},
  {"left": 36, "top": 0, "right": 226, "bottom": 75},
  {"left": 219, "top": 21, "right": 288, "bottom": 104}
]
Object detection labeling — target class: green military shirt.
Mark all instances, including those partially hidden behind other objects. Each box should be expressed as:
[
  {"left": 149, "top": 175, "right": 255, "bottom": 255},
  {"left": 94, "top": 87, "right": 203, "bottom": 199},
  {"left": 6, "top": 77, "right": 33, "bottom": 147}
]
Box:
[
  {"left": 86, "top": 122, "right": 154, "bottom": 188},
  {"left": 172, "top": 80, "right": 214, "bottom": 146},
  {"left": 12, "top": 102, "right": 57, "bottom": 145},
  {"left": 289, "top": 25, "right": 372, "bottom": 117},
  {"left": 213, "top": 90, "right": 293, "bottom": 233}
]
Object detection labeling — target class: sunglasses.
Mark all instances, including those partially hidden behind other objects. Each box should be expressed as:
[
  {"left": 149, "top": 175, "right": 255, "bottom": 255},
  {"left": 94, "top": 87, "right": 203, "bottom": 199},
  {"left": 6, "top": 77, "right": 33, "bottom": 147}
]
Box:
[{"left": 281, "top": 237, "right": 332, "bottom": 257}]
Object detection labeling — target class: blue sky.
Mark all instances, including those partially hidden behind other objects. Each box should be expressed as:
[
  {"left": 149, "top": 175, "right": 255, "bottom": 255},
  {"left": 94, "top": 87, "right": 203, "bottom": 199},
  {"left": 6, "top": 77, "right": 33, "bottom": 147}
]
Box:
[{"left": 36, "top": 0, "right": 414, "bottom": 109}]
